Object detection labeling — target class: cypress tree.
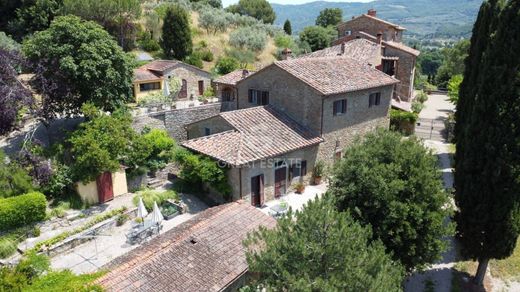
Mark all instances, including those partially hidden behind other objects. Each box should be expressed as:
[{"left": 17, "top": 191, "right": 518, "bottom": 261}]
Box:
[
  {"left": 160, "top": 5, "right": 192, "bottom": 60},
  {"left": 283, "top": 19, "right": 292, "bottom": 35},
  {"left": 454, "top": 0, "right": 520, "bottom": 286}
]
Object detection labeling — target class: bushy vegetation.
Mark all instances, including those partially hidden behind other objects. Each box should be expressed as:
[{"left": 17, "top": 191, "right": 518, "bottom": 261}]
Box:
[
  {"left": 215, "top": 56, "right": 240, "bottom": 74},
  {"left": 0, "top": 192, "right": 46, "bottom": 231},
  {"left": 315, "top": 8, "right": 342, "bottom": 28},
  {"left": 299, "top": 26, "right": 335, "bottom": 52},
  {"left": 229, "top": 26, "right": 268, "bottom": 52},
  {"left": 330, "top": 129, "right": 453, "bottom": 272},
  {"left": 390, "top": 109, "right": 418, "bottom": 135},
  {"left": 173, "top": 148, "right": 231, "bottom": 199},
  {"left": 0, "top": 150, "right": 34, "bottom": 198},
  {"left": 161, "top": 4, "right": 193, "bottom": 60},
  {"left": 226, "top": 0, "right": 276, "bottom": 24},
  {"left": 244, "top": 196, "right": 404, "bottom": 290},
  {"left": 133, "top": 189, "right": 179, "bottom": 211}
]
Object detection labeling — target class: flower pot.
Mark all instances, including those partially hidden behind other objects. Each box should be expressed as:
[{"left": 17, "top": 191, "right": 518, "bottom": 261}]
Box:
[
  {"left": 313, "top": 176, "right": 322, "bottom": 185},
  {"left": 296, "top": 186, "right": 305, "bottom": 194}
]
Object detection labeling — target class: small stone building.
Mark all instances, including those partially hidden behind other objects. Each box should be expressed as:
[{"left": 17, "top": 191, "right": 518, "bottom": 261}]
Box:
[
  {"left": 332, "top": 9, "right": 420, "bottom": 106},
  {"left": 183, "top": 106, "right": 323, "bottom": 205},
  {"left": 132, "top": 60, "right": 212, "bottom": 102},
  {"left": 213, "top": 69, "right": 255, "bottom": 112}
]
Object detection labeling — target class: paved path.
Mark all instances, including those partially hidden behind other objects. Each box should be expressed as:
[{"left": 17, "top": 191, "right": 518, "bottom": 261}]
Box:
[
  {"left": 258, "top": 183, "right": 328, "bottom": 215},
  {"left": 420, "top": 93, "right": 455, "bottom": 120},
  {"left": 404, "top": 140, "right": 456, "bottom": 292},
  {"left": 51, "top": 193, "right": 208, "bottom": 274}
]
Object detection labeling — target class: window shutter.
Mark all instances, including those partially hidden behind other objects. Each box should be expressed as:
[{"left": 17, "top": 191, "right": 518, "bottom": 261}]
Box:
[
  {"left": 376, "top": 93, "right": 381, "bottom": 105},
  {"left": 342, "top": 100, "right": 347, "bottom": 113},
  {"left": 333, "top": 101, "right": 338, "bottom": 115},
  {"left": 248, "top": 89, "right": 253, "bottom": 103}
]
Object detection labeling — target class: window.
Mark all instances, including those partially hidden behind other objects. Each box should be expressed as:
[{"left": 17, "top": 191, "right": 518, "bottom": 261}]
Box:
[
  {"left": 289, "top": 160, "right": 307, "bottom": 181},
  {"left": 248, "top": 89, "right": 269, "bottom": 105},
  {"left": 382, "top": 60, "right": 396, "bottom": 76},
  {"left": 198, "top": 80, "right": 204, "bottom": 95},
  {"left": 333, "top": 99, "right": 347, "bottom": 116},
  {"left": 369, "top": 93, "right": 381, "bottom": 107},
  {"left": 204, "top": 128, "right": 211, "bottom": 136},
  {"left": 345, "top": 30, "right": 352, "bottom": 36},
  {"left": 139, "top": 82, "right": 161, "bottom": 92},
  {"left": 222, "top": 90, "right": 233, "bottom": 101}
]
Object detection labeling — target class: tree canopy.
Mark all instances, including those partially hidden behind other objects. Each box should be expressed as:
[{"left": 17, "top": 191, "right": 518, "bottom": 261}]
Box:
[
  {"left": 329, "top": 129, "right": 453, "bottom": 272},
  {"left": 435, "top": 39, "right": 470, "bottom": 88},
  {"left": 454, "top": 0, "right": 520, "bottom": 285},
  {"left": 244, "top": 196, "right": 404, "bottom": 290},
  {"left": 227, "top": 0, "right": 276, "bottom": 24},
  {"left": 6, "top": 0, "right": 63, "bottom": 41},
  {"left": 316, "top": 8, "right": 342, "bottom": 27},
  {"left": 22, "top": 15, "right": 133, "bottom": 120},
  {"left": 299, "top": 25, "right": 335, "bottom": 52},
  {"left": 0, "top": 150, "right": 34, "bottom": 198},
  {"left": 161, "top": 5, "right": 193, "bottom": 60},
  {"left": 283, "top": 19, "right": 292, "bottom": 35}
]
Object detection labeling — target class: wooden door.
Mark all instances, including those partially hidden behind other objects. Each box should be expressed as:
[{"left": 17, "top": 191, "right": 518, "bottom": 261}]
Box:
[
  {"left": 274, "top": 167, "right": 286, "bottom": 198},
  {"left": 251, "top": 174, "right": 264, "bottom": 207},
  {"left": 198, "top": 80, "right": 204, "bottom": 95},
  {"left": 179, "top": 79, "right": 187, "bottom": 99},
  {"left": 96, "top": 171, "right": 114, "bottom": 203}
]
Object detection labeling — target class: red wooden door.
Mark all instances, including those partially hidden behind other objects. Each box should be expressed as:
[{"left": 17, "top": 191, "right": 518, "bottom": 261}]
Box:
[
  {"left": 198, "top": 80, "right": 204, "bottom": 95},
  {"left": 179, "top": 79, "right": 187, "bottom": 99},
  {"left": 96, "top": 171, "right": 114, "bottom": 203},
  {"left": 251, "top": 174, "right": 264, "bottom": 207},
  {"left": 274, "top": 167, "right": 286, "bottom": 198}
]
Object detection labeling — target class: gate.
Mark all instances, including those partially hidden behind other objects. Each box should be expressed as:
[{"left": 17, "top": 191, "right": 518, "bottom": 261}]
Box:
[{"left": 415, "top": 118, "right": 446, "bottom": 141}]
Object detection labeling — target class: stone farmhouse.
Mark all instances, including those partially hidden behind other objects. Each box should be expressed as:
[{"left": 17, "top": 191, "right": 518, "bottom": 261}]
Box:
[
  {"left": 213, "top": 69, "right": 255, "bottom": 112},
  {"left": 182, "top": 56, "right": 398, "bottom": 205},
  {"left": 132, "top": 60, "right": 212, "bottom": 102},
  {"left": 330, "top": 9, "right": 420, "bottom": 110}
]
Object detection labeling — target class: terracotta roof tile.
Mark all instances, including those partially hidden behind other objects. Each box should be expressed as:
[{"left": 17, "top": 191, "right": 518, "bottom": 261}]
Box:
[
  {"left": 384, "top": 41, "right": 420, "bottom": 56},
  {"left": 298, "top": 39, "right": 380, "bottom": 62},
  {"left": 139, "top": 60, "right": 181, "bottom": 73},
  {"left": 133, "top": 68, "right": 162, "bottom": 82},
  {"left": 182, "top": 106, "right": 323, "bottom": 166},
  {"left": 339, "top": 14, "right": 406, "bottom": 30},
  {"left": 214, "top": 69, "right": 256, "bottom": 86},
  {"left": 96, "top": 201, "right": 276, "bottom": 292},
  {"left": 274, "top": 57, "right": 399, "bottom": 95}
]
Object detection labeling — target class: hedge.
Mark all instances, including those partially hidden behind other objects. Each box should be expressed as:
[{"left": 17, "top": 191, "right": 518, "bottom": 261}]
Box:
[{"left": 0, "top": 192, "right": 47, "bottom": 231}]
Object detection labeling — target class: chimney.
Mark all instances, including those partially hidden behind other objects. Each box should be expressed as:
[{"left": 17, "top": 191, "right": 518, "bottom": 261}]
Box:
[
  {"left": 242, "top": 69, "right": 249, "bottom": 78},
  {"left": 376, "top": 32, "right": 383, "bottom": 45},
  {"left": 281, "top": 48, "right": 292, "bottom": 60},
  {"left": 340, "top": 43, "right": 346, "bottom": 55},
  {"left": 367, "top": 9, "right": 377, "bottom": 17}
]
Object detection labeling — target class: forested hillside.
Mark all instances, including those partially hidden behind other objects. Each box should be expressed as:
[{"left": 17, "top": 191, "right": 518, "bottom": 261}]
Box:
[{"left": 272, "top": 0, "right": 483, "bottom": 40}]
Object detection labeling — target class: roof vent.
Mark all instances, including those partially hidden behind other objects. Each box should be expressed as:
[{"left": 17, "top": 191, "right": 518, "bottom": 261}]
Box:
[
  {"left": 190, "top": 238, "right": 197, "bottom": 244},
  {"left": 367, "top": 9, "right": 377, "bottom": 17}
]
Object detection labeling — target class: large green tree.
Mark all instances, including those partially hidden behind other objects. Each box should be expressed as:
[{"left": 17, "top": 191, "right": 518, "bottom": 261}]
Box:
[
  {"left": 299, "top": 25, "right": 335, "bottom": 52},
  {"left": 435, "top": 39, "right": 470, "bottom": 88},
  {"left": 7, "top": 0, "right": 63, "bottom": 41},
  {"left": 244, "top": 196, "right": 404, "bottom": 290},
  {"left": 283, "top": 19, "right": 292, "bottom": 35},
  {"left": 22, "top": 15, "right": 133, "bottom": 119},
  {"left": 329, "top": 129, "right": 453, "bottom": 272},
  {"left": 227, "top": 0, "right": 276, "bottom": 24},
  {"left": 315, "top": 8, "right": 342, "bottom": 27},
  {"left": 61, "top": 0, "right": 141, "bottom": 50},
  {"left": 454, "top": 0, "right": 520, "bottom": 286},
  {"left": 161, "top": 5, "right": 192, "bottom": 60}
]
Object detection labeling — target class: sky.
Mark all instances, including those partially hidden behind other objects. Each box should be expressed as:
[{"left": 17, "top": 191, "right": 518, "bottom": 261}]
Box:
[{"left": 222, "top": 0, "right": 373, "bottom": 8}]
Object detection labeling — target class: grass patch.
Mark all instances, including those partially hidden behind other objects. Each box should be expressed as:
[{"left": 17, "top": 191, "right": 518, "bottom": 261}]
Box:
[
  {"left": 490, "top": 238, "right": 520, "bottom": 281},
  {"left": 0, "top": 226, "right": 33, "bottom": 259},
  {"left": 133, "top": 189, "right": 179, "bottom": 211}
]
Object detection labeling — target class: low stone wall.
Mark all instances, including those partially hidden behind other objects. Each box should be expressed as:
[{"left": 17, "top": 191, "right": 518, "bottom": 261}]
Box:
[{"left": 132, "top": 103, "right": 221, "bottom": 141}]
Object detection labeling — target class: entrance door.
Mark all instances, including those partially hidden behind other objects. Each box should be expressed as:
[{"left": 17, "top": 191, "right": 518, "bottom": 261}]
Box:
[
  {"left": 96, "top": 171, "right": 114, "bottom": 203},
  {"left": 251, "top": 174, "right": 264, "bottom": 207},
  {"left": 179, "top": 79, "right": 187, "bottom": 99},
  {"left": 274, "top": 167, "right": 287, "bottom": 198},
  {"left": 198, "top": 80, "right": 204, "bottom": 95}
]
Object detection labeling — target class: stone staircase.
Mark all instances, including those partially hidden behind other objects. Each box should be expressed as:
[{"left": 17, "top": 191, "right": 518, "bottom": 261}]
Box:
[{"left": 147, "top": 177, "right": 164, "bottom": 189}]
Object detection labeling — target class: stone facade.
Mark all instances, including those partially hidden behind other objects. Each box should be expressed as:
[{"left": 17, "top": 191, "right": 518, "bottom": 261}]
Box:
[
  {"left": 132, "top": 103, "right": 221, "bottom": 141},
  {"left": 385, "top": 46, "right": 416, "bottom": 101},
  {"left": 337, "top": 13, "right": 404, "bottom": 42},
  {"left": 215, "top": 84, "right": 238, "bottom": 112},
  {"left": 236, "top": 65, "right": 323, "bottom": 133},
  {"left": 162, "top": 65, "right": 212, "bottom": 99},
  {"left": 186, "top": 115, "right": 234, "bottom": 139}
]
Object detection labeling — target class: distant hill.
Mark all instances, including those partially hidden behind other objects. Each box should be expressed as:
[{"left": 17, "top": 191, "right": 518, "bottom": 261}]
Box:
[{"left": 272, "top": 0, "right": 483, "bottom": 39}]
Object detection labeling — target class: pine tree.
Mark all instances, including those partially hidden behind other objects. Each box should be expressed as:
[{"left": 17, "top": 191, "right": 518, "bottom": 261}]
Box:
[
  {"left": 160, "top": 5, "right": 192, "bottom": 60},
  {"left": 455, "top": 0, "right": 520, "bottom": 286},
  {"left": 283, "top": 19, "right": 292, "bottom": 35}
]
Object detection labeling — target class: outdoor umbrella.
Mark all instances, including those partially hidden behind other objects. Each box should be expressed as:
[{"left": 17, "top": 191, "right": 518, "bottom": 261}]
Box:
[
  {"left": 151, "top": 201, "right": 164, "bottom": 225},
  {"left": 137, "top": 197, "right": 148, "bottom": 219}
]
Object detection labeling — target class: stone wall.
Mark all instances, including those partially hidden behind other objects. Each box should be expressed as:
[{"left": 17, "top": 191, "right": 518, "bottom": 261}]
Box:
[
  {"left": 164, "top": 64, "right": 212, "bottom": 98},
  {"left": 338, "top": 15, "right": 403, "bottom": 42},
  {"left": 186, "top": 115, "right": 234, "bottom": 139},
  {"left": 319, "top": 85, "right": 394, "bottom": 164},
  {"left": 132, "top": 103, "right": 221, "bottom": 141},
  {"left": 385, "top": 46, "right": 416, "bottom": 101}
]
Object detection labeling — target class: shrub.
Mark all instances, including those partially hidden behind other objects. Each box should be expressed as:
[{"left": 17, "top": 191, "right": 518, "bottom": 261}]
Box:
[
  {"left": 412, "top": 100, "right": 425, "bottom": 113},
  {"left": 0, "top": 192, "right": 46, "bottom": 231},
  {"left": 133, "top": 189, "right": 179, "bottom": 211},
  {"left": 137, "top": 92, "right": 171, "bottom": 106},
  {"left": 25, "top": 270, "right": 103, "bottom": 291},
  {"left": 31, "top": 227, "right": 40, "bottom": 237},
  {"left": 229, "top": 26, "right": 267, "bottom": 52},
  {"left": 184, "top": 52, "right": 203, "bottom": 68},
  {"left": 137, "top": 31, "right": 161, "bottom": 52},
  {"left": 0, "top": 237, "right": 17, "bottom": 258},
  {"left": 215, "top": 56, "right": 239, "bottom": 74},
  {"left": 415, "top": 90, "right": 429, "bottom": 103},
  {"left": 203, "top": 87, "right": 215, "bottom": 97},
  {"left": 0, "top": 150, "right": 34, "bottom": 198},
  {"left": 199, "top": 8, "right": 229, "bottom": 34},
  {"left": 198, "top": 48, "right": 214, "bottom": 62},
  {"left": 116, "top": 214, "right": 129, "bottom": 226}
]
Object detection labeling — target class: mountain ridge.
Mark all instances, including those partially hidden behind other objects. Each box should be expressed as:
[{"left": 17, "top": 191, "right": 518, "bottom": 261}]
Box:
[{"left": 272, "top": 0, "right": 483, "bottom": 39}]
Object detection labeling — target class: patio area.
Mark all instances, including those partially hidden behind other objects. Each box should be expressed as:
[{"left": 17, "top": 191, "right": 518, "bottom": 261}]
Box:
[{"left": 258, "top": 183, "right": 328, "bottom": 217}]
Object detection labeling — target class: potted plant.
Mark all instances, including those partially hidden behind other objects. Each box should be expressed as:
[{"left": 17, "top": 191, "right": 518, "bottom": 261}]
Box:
[
  {"left": 312, "top": 160, "right": 325, "bottom": 185},
  {"left": 294, "top": 182, "right": 305, "bottom": 194},
  {"left": 198, "top": 95, "right": 209, "bottom": 104}
]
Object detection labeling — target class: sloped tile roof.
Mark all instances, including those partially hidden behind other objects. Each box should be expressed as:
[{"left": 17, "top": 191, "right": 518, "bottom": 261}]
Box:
[
  {"left": 133, "top": 68, "right": 162, "bottom": 82},
  {"left": 140, "top": 60, "right": 181, "bottom": 73},
  {"left": 182, "top": 106, "right": 323, "bottom": 166},
  {"left": 96, "top": 201, "right": 276, "bottom": 292},
  {"left": 298, "top": 39, "right": 380, "bottom": 62},
  {"left": 384, "top": 41, "right": 420, "bottom": 56},
  {"left": 214, "top": 69, "right": 256, "bottom": 86},
  {"left": 339, "top": 14, "right": 406, "bottom": 31},
  {"left": 274, "top": 57, "right": 399, "bottom": 95}
]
